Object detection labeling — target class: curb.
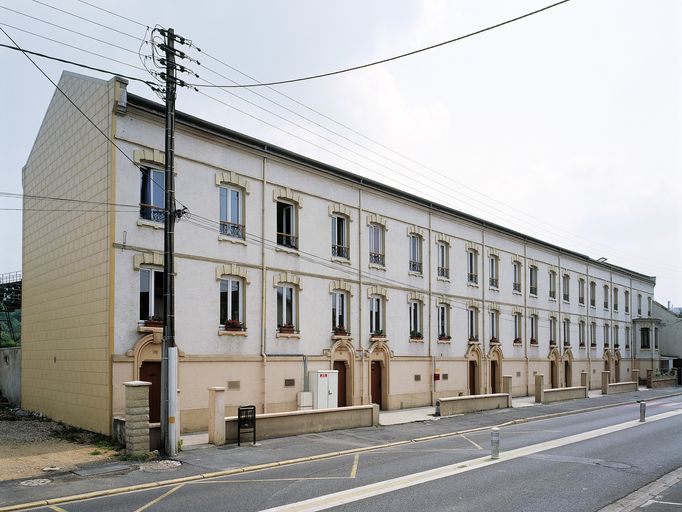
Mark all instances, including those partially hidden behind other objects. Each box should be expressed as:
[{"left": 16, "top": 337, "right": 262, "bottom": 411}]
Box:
[{"left": 2, "top": 390, "right": 681, "bottom": 512}]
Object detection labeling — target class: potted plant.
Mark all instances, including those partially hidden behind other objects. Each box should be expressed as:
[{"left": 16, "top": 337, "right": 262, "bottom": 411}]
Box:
[
  {"left": 223, "top": 319, "right": 244, "bottom": 331},
  {"left": 410, "top": 330, "right": 423, "bottom": 340},
  {"left": 144, "top": 315, "right": 163, "bottom": 327},
  {"left": 468, "top": 336, "right": 479, "bottom": 343},
  {"left": 333, "top": 324, "right": 348, "bottom": 336},
  {"left": 490, "top": 336, "right": 499, "bottom": 344},
  {"left": 530, "top": 338, "right": 538, "bottom": 345},
  {"left": 371, "top": 329, "right": 384, "bottom": 338},
  {"left": 513, "top": 337, "right": 522, "bottom": 344},
  {"left": 438, "top": 334, "right": 451, "bottom": 341},
  {"left": 279, "top": 323, "right": 296, "bottom": 334}
]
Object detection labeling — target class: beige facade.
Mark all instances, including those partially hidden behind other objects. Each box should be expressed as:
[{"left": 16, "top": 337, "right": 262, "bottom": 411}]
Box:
[{"left": 21, "top": 73, "right": 659, "bottom": 435}]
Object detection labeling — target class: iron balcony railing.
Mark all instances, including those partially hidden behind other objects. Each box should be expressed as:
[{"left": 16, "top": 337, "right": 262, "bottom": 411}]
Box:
[
  {"left": 409, "top": 260, "right": 422, "bottom": 273},
  {"left": 220, "top": 221, "right": 245, "bottom": 239},
  {"left": 332, "top": 245, "right": 349, "bottom": 259},
  {"left": 468, "top": 273, "right": 478, "bottom": 284},
  {"left": 513, "top": 282, "right": 521, "bottom": 292},
  {"left": 437, "top": 267, "right": 449, "bottom": 279},
  {"left": 563, "top": 293, "right": 569, "bottom": 302},
  {"left": 530, "top": 286, "right": 538, "bottom": 295},
  {"left": 276, "top": 232, "right": 298, "bottom": 249},
  {"left": 489, "top": 278, "right": 498, "bottom": 288},
  {"left": 140, "top": 204, "right": 165, "bottom": 223},
  {"left": 369, "top": 252, "right": 385, "bottom": 266},
  {"left": 549, "top": 291, "right": 556, "bottom": 299}
]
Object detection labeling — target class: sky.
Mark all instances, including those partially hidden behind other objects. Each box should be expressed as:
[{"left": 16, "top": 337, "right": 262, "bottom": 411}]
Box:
[{"left": 1, "top": 0, "right": 681, "bottom": 305}]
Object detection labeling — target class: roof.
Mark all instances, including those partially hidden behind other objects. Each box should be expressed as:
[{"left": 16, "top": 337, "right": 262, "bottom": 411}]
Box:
[{"left": 124, "top": 90, "right": 656, "bottom": 285}]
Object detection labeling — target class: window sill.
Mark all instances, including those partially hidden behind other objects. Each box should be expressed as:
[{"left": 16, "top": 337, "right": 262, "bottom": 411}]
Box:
[
  {"left": 137, "top": 325, "right": 163, "bottom": 334},
  {"left": 370, "top": 336, "right": 388, "bottom": 343},
  {"left": 276, "top": 332, "right": 301, "bottom": 339},
  {"left": 467, "top": 282, "right": 479, "bottom": 288},
  {"left": 467, "top": 339, "right": 480, "bottom": 345},
  {"left": 529, "top": 294, "right": 538, "bottom": 299},
  {"left": 218, "top": 235, "right": 247, "bottom": 246},
  {"left": 368, "top": 263, "right": 386, "bottom": 271},
  {"left": 408, "top": 271, "right": 423, "bottom": 278},
  {"left": 137, "top": 218, "right": 164, "bottom": 230},
  {"left": 579, "top": 344, "right": 586, "bottom": 350},
  {"left": 275, "top": 246, "right": 300, "bottom": 256},
  {"left": 563, "top": 300, "right": 570, "bottom": 305},
  {"left": 331, "top": 334, "right": 353, "bottom": 342},
  {"left": 488, "top": 286, "right": 499, "bottom": 292},
  {"left": 436, "top": 276, "right": 450, "bottom": 283},
  {"left": 437, "top": 338, "right": 451, "bottom": 344},
  {"left": 529, "top": 343, "right": 539, "bottom": 348},
  {"left": 513, "top": 341, "right": 523, "bottom": 346},
  {"left": 512, "top": 291, "right": 522, "bottom": 296},
  {"left": 549, "top": 297, "right": 557, "bottom": 302},
  {"left": 590, "top": 345, "right": 597, "bottom": 350},
  {"left": 219, "top": 330, "right": 247, "bottom": 337},
  {"left": 331, "top": 257, "right": 352, "bottom": 266},
  {"left": 409, "top": 337, "right": 424, "bottom": 343}
]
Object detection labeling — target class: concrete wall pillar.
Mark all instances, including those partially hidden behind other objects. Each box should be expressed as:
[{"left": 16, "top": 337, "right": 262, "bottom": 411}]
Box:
[
  {"left": 601, "top": 371, "right": 610, "bottom": 395},
  {"left": 580, "top": 371, "right": 589, "bottom": 390},
  {"left": 534, "top": 374, "right": 544, "bottom": 403},
  {"left": 502, "top": 375, "right": 513, "bottom": 407},
  {"left": 124, "top": 381, "right": 151, "bottom": 454},
  {"left": 632, "top": 369, "right": 640, "bottom": 387},
  {"left": 208, "top": 387, "right": 226, "bottom": 445}
]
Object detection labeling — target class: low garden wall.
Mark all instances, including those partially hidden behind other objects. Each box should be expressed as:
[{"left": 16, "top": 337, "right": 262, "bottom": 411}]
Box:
[{"left": 436, "top": 393, "right": 510, "bottom": 416}]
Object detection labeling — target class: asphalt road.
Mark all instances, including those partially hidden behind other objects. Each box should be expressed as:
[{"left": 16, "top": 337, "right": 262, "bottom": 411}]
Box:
[{"left": 24, "top": 396, "right": 682, "bottom": 512}]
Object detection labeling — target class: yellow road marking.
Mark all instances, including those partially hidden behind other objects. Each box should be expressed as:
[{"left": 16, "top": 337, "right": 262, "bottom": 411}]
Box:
[
  {"left": 48, "top": 507, "right": 68, "bottom": 512},
  {"left": 194, "top": 477, "right": 347, "bottom": 484},
  {"left": 460, "top": 434, "right": 482, "bottom": 450},
  {"left": 133, "top": 484, "right": 183, "bottom": 512},
  {"left": 349, "top": 454, "right": 359, "bottom": 478}
]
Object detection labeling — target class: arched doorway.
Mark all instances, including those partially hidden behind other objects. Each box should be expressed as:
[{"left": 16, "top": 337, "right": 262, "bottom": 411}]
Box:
[
  {"left": 130, "top": 334, "right": 162, "bottom": 423},
  {"left": 488, "top": 345, "right": 503, "bottom": 394},
  {"left": 369, "top": 341, "right": 390, "bottom": 410},
  {"left": 548, "top": 347, "right": 561, "bottom": 389},
  {"left": 330, "top": 339, "right": 355, "bottom": 407},
  {"left": 465, "top": 344, "right": 482, "bottom": 395},
  {"left": 563, "top": 349, "right": 574, "bottom": 387}
]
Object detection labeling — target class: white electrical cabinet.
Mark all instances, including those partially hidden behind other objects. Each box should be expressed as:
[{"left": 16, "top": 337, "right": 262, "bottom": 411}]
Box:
[{"left": 308, "top": 370, "right": 339, "bottom": 409}]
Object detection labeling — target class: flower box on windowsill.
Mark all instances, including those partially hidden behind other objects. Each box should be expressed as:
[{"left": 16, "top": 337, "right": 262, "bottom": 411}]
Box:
[
  {"left": 468, "top": 337, "right": 479, "bottom": 345},
  {"left": 370, "top": 331, "right": 387, "bottom": 342},
  {"left": 223, "top": 319, "right": 245, "bottom": 332},
  {"left": 438, "top": 335, "right": 452, "bottom": 342},
  {"left": 333, "top": 326, "right": 348, "bottom": 336},
  {"left": 529, "top": 339, "right": 538, "bottom": 346},
  {"left": 490, "top": 337, "right": 500, "bottom": 345},
  {"left": 410, "top": 331, "right": 423, "bottom": 342},
  {"left": 590, "top": 343, "right": 597, "bottom": 349},
  {"left": 278, "top": 324, "right": 298, "bottom": 335},
  {"left": 549, "top": 341, "right": 557, "bottom": 347},
  {"left": 144, "top": 317, "right": 163, "bottom": 328},
  {"left": 513, "top": 338, "right": 522, "bottom": 345}
]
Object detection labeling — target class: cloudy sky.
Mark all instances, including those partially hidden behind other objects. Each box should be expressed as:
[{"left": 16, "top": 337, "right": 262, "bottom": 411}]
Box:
[{"left": 1, "top": 0, "right": 680, "bottom": 304}]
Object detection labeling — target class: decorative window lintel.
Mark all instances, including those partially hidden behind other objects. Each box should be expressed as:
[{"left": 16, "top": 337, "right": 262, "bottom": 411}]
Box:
[
  {"left": 366, "top": 213, "right": 387, "bottom": 229},
  {"left": 273, "top": 187, "right": 302, "bottom": 208},
  {"left": 407, "top": 291, "right": 425, "bottom": 303},
  {"left": 328, "top": 203, "right": 353, "bottom": 221},
  {"left": 367, "top": 285, "right": 388, "bottom": 299},
  {"left": 435, "top": 232, "right": 451, "bottom": 245},
  {"left": 215, "top": 263, "right": 250, "bottom": 283},
  {"left": 407, "top": 225, "right": 425, "bottom": 238},
  {"left": 329, "top": 279, "right": 353, "bottom": 295},
  {"left": 273, "top": 271, "right": 302, "bottom": 289},
  {"left": 133, "top": 251, "right": 164, "bottom": 270},
  {"left": 133, "top": 148, "right": 164, "bottom": 167},
  {"left": 215, "top": 171, "right": 250, "bottom": 194}
]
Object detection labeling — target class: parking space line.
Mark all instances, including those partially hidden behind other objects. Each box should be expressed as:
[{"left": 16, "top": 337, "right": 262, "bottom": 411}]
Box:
[
  {"left": 460, "top": 434, "right": 482, "bottom": 450},
  {"left": 350, "top": 454, "right": 359, "bottom": 478}
]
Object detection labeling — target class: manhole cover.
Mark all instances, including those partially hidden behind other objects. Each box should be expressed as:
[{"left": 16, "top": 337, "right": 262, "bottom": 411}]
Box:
[
  {"left": 139, "top": 460, "right": 182, "bottom": 473},
  {"left": 19, "top": 479, "right": 51, "bottom": 487}
]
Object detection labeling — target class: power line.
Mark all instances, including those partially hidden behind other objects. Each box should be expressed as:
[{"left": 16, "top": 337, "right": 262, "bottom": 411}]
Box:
[
  {"left": 0, "top": 190, "right": 139, "bottom": 208},
  {"left": 189, "top": 0, "right": 572, "bottom": 88},
  {"left": 75, "top": 0, "right": 148, "bottom": 29}
]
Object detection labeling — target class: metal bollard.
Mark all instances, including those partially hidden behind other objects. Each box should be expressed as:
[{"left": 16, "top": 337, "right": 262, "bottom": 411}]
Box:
[
  {"left": 491, "top": 427, "right": 500, "bottom": 459},
  {"left": 639, "top": 401, "right": 646, "bottom": 422}
]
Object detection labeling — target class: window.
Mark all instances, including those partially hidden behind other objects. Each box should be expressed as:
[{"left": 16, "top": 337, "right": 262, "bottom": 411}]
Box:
[
  {"left": 637, "top": 294, "right": 642, "bottom": 315},
  {"left": 654, "top": 327, "right": 658, "bottom": 349},
  {"left": 549, "top": 271, "right": 557, "bottom": 299},
  {"left": 614, "top": 325, "right": 619, "bottom": 347},
  {"left": 625, "top": 326, "right": 630, "bottom": 348},
  {"left": 467, "top": 250, "right": 478, "bottom": 284},
  {"left": 514, "top": 313, "right": 522, "bottom": 342},
  {"left": 648, "top": 297, "right": 652, "bottom": 317},
  {"left": 219, "top": 186, "right": 244, "bottom": 239},
  {"left": 590, "top": 281, "right": 596, "bottom": 307},
  {"left": 590, "top": 322, "right": 597, "bottom": 347},
  {"left": 513, "top": 261, "right": 522, "bottom": 292},
  {"left": 563, "top": 319, "right": 570, "bottom": 346},
  {"left": 562, "top": 274, "right": 570, "bottom": 302},
  {"left": 139, "top": 268, "right": 163, "bottom": 321},
  {"left": 489, "top": 256, "right": 499, "bottom": 288},
  {"left": 549, "top": 317, "right": 557, "bottom": 345},
  {"left": 579, "top": 320, "right": 586, "bottom": 347},
  {"left": 277, "top": 285, "right": 297, "bottom": 331},
  {"left": 140, "top": 167, "right": 165, "bottom": 222},
  {"left": 331, "top": 290, "right": 348, "bottom": 334},
  {"left": 437, "top": 242, "right": 449, "bottom": 279},
  {"left": 530, "top": 315, "right": 538, "bottom": 343},
  {"left": 331, "top": 215, "right": 349, "bottom": 259},
  {"left": 409, "top": 300, "right": 422, "bottom": 338},
  {"left": 369, "top": 296, "right": 384, "bottom": 335},
  {"left": 489, "top": 310, "right": 499, "bottom": 341},
  {"left": 437, "top": 303, "right": 450, "bottom": 340},
  {"left": 613, "top": 288, "right": 619, "bottom": 312},
  {"left": 578, "top": 278, "right": 585, "bottom": 305},
  {"left": 368, "top": 224, "right": 385, "bottom": 266},
  {"left": 467, "top": 307, "right": 478, "bottom": 341},
  {"left": 624, "top": 291, "right": 630, "bottom": 314},
  {"left": 603, "top": 285, "right": 609, "bottom": 309},
  {"left": 603, "top": 323, "right": 609, "bottom": 347},
  {"left": 276, "top": 201, "right": 297, "bottom": 249},
  {"left": 641, "top": 327, "right": 650, "bottom": 349},
  {"left": 409, "top": 234, "right": 423, "bottom": 273},
  {"left": 220, "top": 277, "right": 243, "bottom": 328},
  {"left": 529, "top": 266, "right": 538, "bottom": 296}
]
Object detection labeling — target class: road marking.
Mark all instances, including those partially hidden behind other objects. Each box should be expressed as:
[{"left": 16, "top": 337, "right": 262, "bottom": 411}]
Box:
[
  {"left": 349, "top": 454, "right": 359, "bottom": 478},
  {"left": 600, "top": 466, "right": 682, "bottom": 511},
  {"left": 133, "top": 484, "right": 183, "bottom": 512},
  {"left": 460, "top": 434, "right": 482, "bottom": 450},
  {"left": 195, "top": 477, "right": 349, "bottom": 484},
  {"left": 642, "top": 500, "right": 682, "bottom": 507},
  {"left": 48, "top": 507, "right": 68, "bottom": 512},
  {"left": 259, "top": 408, "right": 682, "bottom": 512}
]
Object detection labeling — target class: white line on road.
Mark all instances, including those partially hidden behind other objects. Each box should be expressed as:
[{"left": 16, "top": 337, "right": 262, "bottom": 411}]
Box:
[
  {"left": 459, "top": 434, "right": 482, "bottom": 450},
  {"left": 642, "top": 500, "right": 682, "bottom": 507},
  {"left": 259, "top": 409, "right": 682, "bottom": 512}
]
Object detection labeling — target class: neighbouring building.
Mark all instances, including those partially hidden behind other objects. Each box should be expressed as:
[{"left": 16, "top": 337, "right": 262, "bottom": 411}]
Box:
[
  {"left": 21, "top": 72, "right": 660, "bottom": 435},
  {"left": 652, "top": 301, "right": 682, "bottom": 380}
]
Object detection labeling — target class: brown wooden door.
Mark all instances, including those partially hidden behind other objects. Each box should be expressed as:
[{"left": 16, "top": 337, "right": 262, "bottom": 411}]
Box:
[
  {"left": 468, "top": 360, "right": 478, "bottom": 395},
  {"left": 140, "top": 361, "right": 161, "bottom": 423},
  {"left": 565, "top": 361, "right": 572, "bottom": 387},
  {"left": 490, "top": 361, "right": 498, "bottom": 393},
  {"left": 371, "top": 361, "right": 382, "bottom": 409},
  {"left": 550, "top": 361, "right": 558, "bottom": 389},
  {"left": 334, "top": 361, "right": 347, "bottom": 407}
]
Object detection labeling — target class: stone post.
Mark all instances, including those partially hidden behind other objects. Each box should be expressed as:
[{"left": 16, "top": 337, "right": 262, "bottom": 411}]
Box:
[
  {"left": 580, "top": 371, "right": 589, "bottom": 390},
  {"left": 632, "top": 369, "right": 640, "bottom": 387},
  {"left": 534, "top": 374, "right": 544, "bottom": 404},
  {"left": 601, "top": 371, "right": 610, "bottom": 395},
  {"left": 208, "top": 387, "right": 226, "bottom": 445},
  {"left": 124, "top": 381, "right": 151, "bottom": 454},
  {"left": 502, "top": 375, "right": 513, "bottom": 407}
]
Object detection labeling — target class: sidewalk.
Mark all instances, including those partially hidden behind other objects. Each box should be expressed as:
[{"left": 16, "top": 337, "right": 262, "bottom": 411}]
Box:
[{"left": 1, "top": 387, "right": 681, "bottom": 511}]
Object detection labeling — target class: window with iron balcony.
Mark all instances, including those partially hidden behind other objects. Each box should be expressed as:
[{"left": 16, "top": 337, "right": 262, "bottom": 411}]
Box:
[
  {"left": 488, "top": 255, "right": 499, "bottom": 288},
  {"left": 331, "top": 214, "right": 349, "bottom": 260},
  {"left": 408, "top": 234, "right": 422, "bottom": 274},
  {"left": 368, "top": 223, "right": 385, "bottom": 267},
  {"left": 140, "top": 167, "right": 165, "bottom": 223},
  {"left": 219, "top": 186, "right": 245, "bottom": 240},
  {"left": 436, "top": 241, "right": 449, "bottom": 279},
  {"left": 467, "top": 250, "right": 478, "bottom": 285},
  {"left": 276, "top": 201, "right": 298, "bottom": 249}
]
